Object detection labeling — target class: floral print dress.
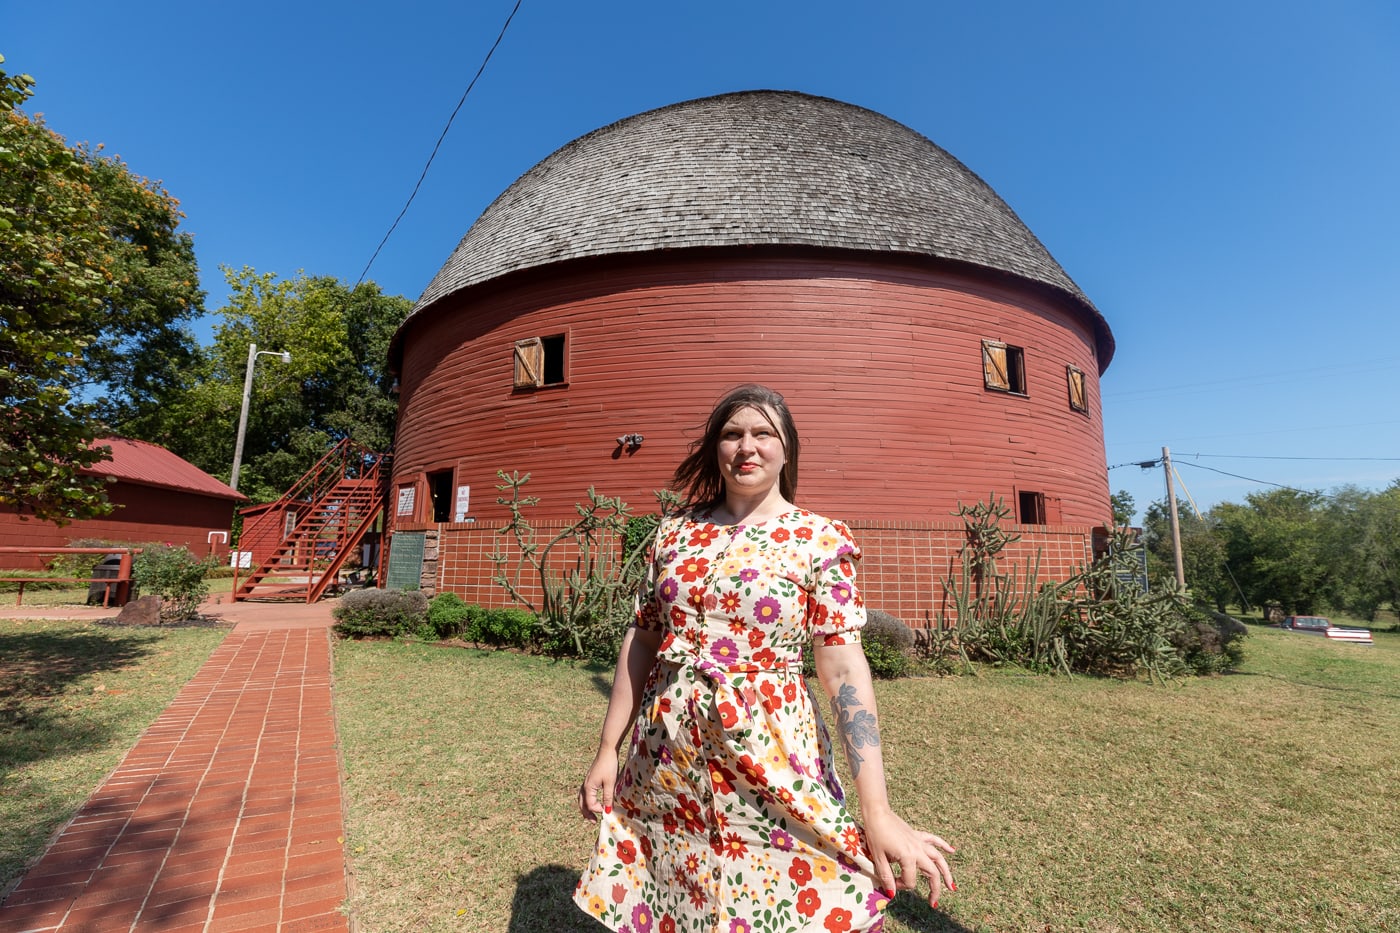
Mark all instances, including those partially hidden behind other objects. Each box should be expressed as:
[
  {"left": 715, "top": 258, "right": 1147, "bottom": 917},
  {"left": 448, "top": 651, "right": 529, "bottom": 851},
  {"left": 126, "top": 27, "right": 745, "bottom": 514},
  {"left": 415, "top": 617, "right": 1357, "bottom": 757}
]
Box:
[{"left": 575, "top": 508, "right": 889, "bottom": 933}]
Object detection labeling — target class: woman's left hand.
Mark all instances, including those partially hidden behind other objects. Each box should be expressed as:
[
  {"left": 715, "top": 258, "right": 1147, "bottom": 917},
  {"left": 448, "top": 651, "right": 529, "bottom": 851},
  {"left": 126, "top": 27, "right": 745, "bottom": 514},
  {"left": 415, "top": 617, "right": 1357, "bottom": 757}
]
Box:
[{"left": 861, "top": 807, "right": 956, "bottom": 909}]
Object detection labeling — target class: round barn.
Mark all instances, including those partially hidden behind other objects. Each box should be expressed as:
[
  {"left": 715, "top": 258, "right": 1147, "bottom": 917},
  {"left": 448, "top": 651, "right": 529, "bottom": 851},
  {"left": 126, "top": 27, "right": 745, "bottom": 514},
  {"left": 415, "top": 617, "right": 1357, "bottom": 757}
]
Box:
[{"left": 387, "top": 91, "right": 1114, "bottom": 618}]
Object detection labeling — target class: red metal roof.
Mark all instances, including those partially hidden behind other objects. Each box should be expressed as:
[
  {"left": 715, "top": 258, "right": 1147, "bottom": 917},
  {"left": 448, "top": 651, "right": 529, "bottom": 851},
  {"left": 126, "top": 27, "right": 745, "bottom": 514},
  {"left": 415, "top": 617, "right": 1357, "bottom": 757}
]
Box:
[{"left": 85, "top": 438, "right": 246, "bottom": 501}]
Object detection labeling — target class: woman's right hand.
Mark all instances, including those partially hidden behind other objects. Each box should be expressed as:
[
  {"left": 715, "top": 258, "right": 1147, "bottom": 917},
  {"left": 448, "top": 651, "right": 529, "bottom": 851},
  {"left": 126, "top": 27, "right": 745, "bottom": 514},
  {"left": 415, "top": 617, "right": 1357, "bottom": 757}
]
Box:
[{"left": 578, "top": 748, "right": 619, "bottom": 820}]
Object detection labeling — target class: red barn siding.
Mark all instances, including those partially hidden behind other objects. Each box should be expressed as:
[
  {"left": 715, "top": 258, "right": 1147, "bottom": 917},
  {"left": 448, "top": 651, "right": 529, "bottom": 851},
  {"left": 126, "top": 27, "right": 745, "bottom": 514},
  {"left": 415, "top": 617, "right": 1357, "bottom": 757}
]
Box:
[
  {"left": 392, "top": 253, "right": 1109, "bottom": 532},
  {"left": 389, "top": 250, "right": 1109, "bottom": 618},
  {"left": 0, "top": 485, "right": 237, "bottom": 570}
]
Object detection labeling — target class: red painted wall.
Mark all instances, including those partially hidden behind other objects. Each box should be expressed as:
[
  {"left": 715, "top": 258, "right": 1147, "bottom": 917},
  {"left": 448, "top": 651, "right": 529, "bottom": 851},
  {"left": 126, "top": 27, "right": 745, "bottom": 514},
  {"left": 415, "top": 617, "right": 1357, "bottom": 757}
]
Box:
[
  {"left": 0, "top": 484, "right": 236, "bottom": 570},
  {"left": 392, "top": 252, "right": 1110, "bottom": 531}
]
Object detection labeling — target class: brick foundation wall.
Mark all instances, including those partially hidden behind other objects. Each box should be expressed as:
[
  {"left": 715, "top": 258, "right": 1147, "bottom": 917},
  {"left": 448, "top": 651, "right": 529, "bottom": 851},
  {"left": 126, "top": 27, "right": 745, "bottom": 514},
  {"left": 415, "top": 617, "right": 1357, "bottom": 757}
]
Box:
[{"left": 391, "top": 519, "right": 1098, "bottom": 627}]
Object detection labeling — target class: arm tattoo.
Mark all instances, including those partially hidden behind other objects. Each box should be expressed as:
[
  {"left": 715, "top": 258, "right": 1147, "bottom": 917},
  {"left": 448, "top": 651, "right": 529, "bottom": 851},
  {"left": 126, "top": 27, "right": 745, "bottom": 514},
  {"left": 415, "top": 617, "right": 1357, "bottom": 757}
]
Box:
[{"left": 831, "top": 684, "right": 881, "bottom": 778}]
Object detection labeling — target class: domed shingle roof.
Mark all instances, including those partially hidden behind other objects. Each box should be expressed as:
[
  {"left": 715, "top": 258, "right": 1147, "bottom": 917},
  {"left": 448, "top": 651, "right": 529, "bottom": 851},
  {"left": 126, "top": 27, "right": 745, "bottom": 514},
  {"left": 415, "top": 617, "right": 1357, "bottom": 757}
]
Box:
[{"left": 410, "top": 90, "right": 1111, "bottom": 363}]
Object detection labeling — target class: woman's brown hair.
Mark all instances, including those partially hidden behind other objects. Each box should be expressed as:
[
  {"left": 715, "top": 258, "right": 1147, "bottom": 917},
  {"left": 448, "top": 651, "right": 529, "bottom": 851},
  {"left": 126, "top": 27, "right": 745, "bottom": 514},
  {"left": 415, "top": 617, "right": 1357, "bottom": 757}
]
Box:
[{"left": 672, "top": 384, "right": 800, "bottom": 509}]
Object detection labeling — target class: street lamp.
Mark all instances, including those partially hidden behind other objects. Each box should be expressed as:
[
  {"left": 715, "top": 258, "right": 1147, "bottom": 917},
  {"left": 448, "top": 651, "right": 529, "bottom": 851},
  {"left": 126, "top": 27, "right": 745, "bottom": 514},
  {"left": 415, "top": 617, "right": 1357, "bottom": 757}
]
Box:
[{"left": 230, "top": 343, "right": 291, "bottom": 492}]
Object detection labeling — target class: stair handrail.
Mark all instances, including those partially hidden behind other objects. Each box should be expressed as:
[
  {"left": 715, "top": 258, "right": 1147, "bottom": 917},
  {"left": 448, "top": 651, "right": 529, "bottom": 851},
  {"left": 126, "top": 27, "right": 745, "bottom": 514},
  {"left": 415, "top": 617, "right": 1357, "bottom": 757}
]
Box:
[{"left": 232, "top": 439, "right": 389, "bottom": 598}]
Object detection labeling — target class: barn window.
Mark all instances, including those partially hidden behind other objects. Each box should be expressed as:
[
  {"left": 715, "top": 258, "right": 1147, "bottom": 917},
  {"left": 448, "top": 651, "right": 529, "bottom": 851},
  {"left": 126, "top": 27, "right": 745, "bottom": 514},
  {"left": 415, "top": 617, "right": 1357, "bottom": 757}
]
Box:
[
  {"left": 982, "top": 340, "right": 1026, "bottom": 395},
  {"left": 513, "top": 335, "right": 567, "bottom": 388},
  {"left": 1066, "top": 365, "right": 1088, "bottom": 413},
  {"left": 427, "top": 470, "right": 453, "bottom": 523},
  {"left": 1018, "top": 490, "right": 1046, "bottom": 525}
]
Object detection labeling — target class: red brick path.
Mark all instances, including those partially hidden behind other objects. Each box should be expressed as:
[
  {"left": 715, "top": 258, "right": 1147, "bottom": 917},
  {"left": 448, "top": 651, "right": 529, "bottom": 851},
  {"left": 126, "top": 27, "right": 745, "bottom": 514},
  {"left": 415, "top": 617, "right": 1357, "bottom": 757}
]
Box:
[{"left": 0, "top": 603, "right": 350, "bottom": 932}]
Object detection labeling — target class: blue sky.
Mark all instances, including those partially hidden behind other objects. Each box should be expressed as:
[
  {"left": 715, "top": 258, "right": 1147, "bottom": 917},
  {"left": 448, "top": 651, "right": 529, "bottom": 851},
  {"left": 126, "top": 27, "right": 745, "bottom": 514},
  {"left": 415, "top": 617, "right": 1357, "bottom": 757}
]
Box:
[{"left": 8, "top": 0, "right": 1399, "bottom": 521}]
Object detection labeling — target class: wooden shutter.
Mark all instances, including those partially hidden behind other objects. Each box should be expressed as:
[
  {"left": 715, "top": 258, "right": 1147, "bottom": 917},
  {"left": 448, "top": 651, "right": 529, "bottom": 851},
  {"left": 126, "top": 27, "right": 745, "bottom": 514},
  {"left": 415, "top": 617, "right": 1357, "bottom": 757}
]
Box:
[
  {"left": 514, "top": 337, "right": 544, "bottom": 388},
  {"left": 1067, "top": 366, "right": 1087, "bottom": 412},
  {"left": 982, "top": 341, "right": 1009, "bottom": 390}
]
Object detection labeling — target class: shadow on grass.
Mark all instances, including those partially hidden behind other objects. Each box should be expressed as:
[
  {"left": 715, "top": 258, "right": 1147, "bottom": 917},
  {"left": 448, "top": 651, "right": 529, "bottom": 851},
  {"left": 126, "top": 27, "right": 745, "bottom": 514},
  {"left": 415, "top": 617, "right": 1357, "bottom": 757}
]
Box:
[
  {"left": 506, "top": 864, "right": 976, "bottom": 932},
  {"left": 0, "top": 626, "right": 162, "bottom": 772},
  {"left": 508, "top": 865, "right": 604, "bottom": 932}
]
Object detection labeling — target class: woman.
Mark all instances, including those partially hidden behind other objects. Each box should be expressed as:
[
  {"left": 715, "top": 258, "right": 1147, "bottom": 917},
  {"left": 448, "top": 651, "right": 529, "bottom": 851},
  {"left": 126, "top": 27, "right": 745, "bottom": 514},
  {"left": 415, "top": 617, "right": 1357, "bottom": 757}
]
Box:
[{"left": 575, "top": 384, "right": 955, "bottom": 933}]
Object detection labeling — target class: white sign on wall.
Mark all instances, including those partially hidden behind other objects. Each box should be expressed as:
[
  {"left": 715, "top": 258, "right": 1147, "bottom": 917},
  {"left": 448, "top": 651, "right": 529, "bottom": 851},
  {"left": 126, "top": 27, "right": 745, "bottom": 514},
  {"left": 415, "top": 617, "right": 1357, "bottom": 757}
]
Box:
[
  {"left": 453, "top": 485, "right": 471, "bottom": 522},
  {"left": 397, "top": 486, "right": 416, "bottom": 516}
]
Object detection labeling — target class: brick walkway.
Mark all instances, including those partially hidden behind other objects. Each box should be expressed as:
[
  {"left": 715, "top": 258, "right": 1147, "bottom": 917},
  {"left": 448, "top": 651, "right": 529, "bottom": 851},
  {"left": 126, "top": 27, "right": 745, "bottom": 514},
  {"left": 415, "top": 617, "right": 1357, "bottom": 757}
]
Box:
[{"left": 0, "top": 602, "right": 351, "bottom": 932}]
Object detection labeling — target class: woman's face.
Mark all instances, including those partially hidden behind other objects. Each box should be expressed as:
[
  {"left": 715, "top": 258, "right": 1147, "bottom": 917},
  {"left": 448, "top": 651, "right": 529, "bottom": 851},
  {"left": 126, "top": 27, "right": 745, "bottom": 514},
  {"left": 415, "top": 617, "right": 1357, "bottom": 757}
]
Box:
[{"left": 716, "top": 405, "right": 787, "bottom": 500}]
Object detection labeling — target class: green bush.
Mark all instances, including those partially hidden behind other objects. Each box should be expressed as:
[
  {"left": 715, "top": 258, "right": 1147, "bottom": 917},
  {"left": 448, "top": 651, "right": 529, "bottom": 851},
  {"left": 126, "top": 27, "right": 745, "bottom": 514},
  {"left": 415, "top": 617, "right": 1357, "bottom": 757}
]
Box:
[
  {"left": 1173, "top": 607, "right": 1248, "bottom": 675},
  {"left": 473, "top": 606, "right": 540, "bottom": 648},
  {"left": 862, "top": 609, "right": 915, "bottom": 679},
  {"left": 333, "top": 588, "right": 429, "bottom": 638},
  {"left": 0, "top": 570, "right": 73, "bottom": 594},
  {"left": 133, "top": 544, "right": 213, "bottom": 622},
  {"left": 47, "top": 539, "right": 125, "bottom": 579},
  {"left": 426, "top": 592, "right": 472, "bottom": 639}
]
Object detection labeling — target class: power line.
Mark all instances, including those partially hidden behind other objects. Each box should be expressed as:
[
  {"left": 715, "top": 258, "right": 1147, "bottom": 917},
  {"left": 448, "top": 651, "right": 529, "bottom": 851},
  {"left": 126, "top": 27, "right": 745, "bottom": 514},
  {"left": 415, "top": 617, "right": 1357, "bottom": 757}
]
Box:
[
  {"left": 1175, "top": 453, "right": 1400, "bottom": 462},
  {"left": 1102, "top": 355, "right": 1400, "bottom": 400},
  {"left": 354, "top": 0, "right": 525, "bottom": 289},
  {"left": 1174, "top": 461, "right": 1329, "bottom": 496}
]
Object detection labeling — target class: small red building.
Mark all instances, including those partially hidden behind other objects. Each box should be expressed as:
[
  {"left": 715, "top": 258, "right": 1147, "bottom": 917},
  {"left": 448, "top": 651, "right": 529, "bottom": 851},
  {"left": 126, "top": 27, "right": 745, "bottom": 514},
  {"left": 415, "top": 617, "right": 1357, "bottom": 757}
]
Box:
[
  {"left": 387, "top": 91, "right": 1116, "bottom": 618},
  {"left": 0, "top": 438, "right": 244, "bottom": 568}
]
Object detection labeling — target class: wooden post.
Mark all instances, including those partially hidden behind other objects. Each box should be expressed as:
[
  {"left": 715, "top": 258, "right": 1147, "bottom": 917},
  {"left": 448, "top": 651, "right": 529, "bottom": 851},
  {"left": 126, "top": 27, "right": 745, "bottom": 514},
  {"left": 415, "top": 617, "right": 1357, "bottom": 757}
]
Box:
[{"left": 1162, "top": 446, "right": 1186, "bottom": 590}]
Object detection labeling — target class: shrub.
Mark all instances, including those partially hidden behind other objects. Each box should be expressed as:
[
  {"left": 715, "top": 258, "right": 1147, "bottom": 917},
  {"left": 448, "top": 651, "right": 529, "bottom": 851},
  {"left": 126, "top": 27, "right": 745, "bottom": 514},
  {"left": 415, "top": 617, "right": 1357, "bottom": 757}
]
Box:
[
  {"left": 492, "top": 472, "right": 681, "bottom": 659},
  {"left": 939, "top": 499, "right": 1248, "bottom": 680},
  {"left": 475, "top": 606, "right": 540, "bottom": 648},
  {"left": 862, "top": 636, "right": 913, "bottom": 679},
  {"left": 133, "top": 544, "right": 212, "bottom": 622},
  {"left": 426, "top": 592, "right": 472, "bottom": 639},
  {"left": 333, "top": 588, "right": 429, "bottom": 638},
  {"left": 862, "top": 610, "right": 915, "bottom": 679},
  {"left": 48, "top": 538, "right": 125, "bottom": 579},
  {"left": 1173, "top": 607, "right": 1248, "bottom": 675}
]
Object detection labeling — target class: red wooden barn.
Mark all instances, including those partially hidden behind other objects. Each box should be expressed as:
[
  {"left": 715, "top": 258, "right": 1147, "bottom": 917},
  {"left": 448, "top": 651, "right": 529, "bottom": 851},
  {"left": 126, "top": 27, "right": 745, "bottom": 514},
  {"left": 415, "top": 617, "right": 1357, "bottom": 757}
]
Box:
[
  {"left": 387, "top": 91, "right": 1115, "bottom": 619},
  {"left": 0, "top": 438, "right": 244, "bottom": 569}
]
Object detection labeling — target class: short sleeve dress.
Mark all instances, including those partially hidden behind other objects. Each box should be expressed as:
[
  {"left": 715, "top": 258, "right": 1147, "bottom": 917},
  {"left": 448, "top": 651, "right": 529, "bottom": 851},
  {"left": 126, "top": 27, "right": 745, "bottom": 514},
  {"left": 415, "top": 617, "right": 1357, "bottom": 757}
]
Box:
[{"left": 574, "top": 508, "right": 891, "bottom": 933}]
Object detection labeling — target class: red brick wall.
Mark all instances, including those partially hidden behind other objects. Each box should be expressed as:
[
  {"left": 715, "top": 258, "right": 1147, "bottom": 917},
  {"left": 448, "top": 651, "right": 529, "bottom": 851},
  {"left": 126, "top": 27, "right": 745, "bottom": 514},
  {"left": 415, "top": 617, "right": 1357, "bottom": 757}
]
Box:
[
  {"left": 395, "top": 517, "right": 1096, "bottom": 628},
  {"left": 0, "top": 484, "right": 236, "bottom": 570}
]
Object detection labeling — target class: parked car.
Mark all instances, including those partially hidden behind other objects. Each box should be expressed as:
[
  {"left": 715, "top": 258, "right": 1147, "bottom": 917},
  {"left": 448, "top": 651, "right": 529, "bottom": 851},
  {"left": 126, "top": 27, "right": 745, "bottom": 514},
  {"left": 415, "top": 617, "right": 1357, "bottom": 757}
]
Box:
[{"left": 1279, "top": 615, "right": 1374, "bottom": 645}]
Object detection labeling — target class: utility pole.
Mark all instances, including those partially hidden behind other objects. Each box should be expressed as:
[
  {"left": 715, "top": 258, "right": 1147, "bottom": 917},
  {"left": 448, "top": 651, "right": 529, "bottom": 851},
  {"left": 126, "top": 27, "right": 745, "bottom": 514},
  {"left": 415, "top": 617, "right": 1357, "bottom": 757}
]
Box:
[
  {"left": 230, "top": 343, "right": 291, "bottom": 492},
  {"left": 1162, "top": 446, "right": 1186, "bottom": 589}
]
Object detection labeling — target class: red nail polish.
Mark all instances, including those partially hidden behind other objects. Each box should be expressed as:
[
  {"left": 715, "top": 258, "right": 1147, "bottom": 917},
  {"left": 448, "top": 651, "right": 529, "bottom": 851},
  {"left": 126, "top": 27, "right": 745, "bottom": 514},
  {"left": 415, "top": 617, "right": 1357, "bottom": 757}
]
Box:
[
  {"left": 604, "top": 805, "right": 612, "bottom": 814},
  {"left": 950, "top": 882, "right": 957, "bottom": 892},
  {"left": 933, "top": 899, "right": 939, "bottom": 909}
]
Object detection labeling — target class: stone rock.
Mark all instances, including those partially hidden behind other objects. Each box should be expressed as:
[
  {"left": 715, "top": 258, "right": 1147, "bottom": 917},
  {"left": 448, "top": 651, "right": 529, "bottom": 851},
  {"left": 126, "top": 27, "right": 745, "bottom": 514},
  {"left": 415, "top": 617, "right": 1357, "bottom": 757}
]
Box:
[{"left": 115, "top": 594, "right": 163, "bottom": 625}]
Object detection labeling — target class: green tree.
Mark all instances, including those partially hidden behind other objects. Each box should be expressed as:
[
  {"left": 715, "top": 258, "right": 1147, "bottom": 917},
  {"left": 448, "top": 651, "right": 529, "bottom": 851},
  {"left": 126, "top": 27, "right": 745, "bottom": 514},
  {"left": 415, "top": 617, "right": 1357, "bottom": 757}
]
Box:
[
  {"left": 0, "top": 57, "right": 203, "bottom": 522},
  {"left": 154, "top": 267, "right": 409, "bottom": 502},
  {"left": 1320, "top": 483, "right": 1400, "bottom": 621},
  {"left": 1110, "top": 489, "right": 1136, "bottom": 526},
  {"left": 1215, "top": 488, "right": 1329, "bottom": 614},
  {"left": 1141, "top": 499, "right": 1233, "bottom": 610}
]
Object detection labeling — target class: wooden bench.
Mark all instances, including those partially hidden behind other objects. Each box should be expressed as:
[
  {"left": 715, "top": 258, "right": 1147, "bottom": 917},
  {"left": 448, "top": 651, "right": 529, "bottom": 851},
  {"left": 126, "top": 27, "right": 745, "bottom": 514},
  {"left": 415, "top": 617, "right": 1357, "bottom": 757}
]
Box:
[
  {"left": 0, "top": 547, "right": 138, "bottom": 608},
  {"left": 0, "top": 576, "right": 129, "bottom": 608}
]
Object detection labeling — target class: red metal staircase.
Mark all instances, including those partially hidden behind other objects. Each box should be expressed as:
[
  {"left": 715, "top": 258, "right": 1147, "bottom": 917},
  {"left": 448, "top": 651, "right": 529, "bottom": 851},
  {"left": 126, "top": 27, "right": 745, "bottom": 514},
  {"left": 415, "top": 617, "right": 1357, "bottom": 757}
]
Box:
[{"left": 231, "top": 440, "right": 390, "bottom": 603}]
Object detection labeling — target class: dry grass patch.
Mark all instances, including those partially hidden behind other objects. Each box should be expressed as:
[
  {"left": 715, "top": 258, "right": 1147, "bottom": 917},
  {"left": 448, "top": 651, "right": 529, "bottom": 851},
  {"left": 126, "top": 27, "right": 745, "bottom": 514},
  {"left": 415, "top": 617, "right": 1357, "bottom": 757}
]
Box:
[{"left": 334, "top": 629, "right": 1399, "bottom": 932}]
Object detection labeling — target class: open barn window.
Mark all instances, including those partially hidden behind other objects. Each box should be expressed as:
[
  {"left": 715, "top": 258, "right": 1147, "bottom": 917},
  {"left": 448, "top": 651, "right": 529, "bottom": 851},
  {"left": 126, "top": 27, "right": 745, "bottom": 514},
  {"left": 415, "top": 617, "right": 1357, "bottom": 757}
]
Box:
[
  {"left": 1019, "top": 491, "right": 1046, "bottom": 525},
  {"left": 513, "top": 335, "right": 567, "bottom": 389},
  {"left": 1066, "top": 365, "right": 1088, "bottom": 413},
  {"left": 426, "top": 470, "right": 453, "bottom": 523},
  {"left": 982, "top": 340, "right": 1026, "bottom": 395}
]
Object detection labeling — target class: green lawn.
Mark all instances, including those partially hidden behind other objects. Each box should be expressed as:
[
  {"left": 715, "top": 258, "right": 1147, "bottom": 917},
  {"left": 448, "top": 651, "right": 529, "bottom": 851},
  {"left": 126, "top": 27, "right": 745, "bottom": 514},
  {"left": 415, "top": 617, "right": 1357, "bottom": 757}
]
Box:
[
  {"left": 333, "top": 629, "right": 1400, "bottom": 932},
  {"left": 0, "top": 618, "right": 229, "bottom": 894}
]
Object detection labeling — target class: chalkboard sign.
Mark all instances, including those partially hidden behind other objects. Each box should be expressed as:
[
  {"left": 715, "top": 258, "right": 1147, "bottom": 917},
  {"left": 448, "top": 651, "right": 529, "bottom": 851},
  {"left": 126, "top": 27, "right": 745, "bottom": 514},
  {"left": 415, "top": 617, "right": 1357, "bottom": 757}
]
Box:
[{"left": 386, "top": 532, "right": 426, "bottom": 591}]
